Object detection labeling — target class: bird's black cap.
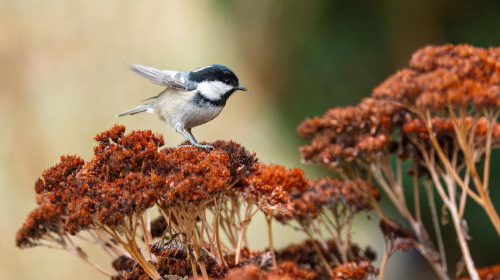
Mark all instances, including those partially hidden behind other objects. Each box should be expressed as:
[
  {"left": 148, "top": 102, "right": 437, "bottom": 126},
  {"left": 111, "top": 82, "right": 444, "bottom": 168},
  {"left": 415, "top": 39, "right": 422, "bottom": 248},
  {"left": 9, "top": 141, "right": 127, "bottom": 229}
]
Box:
[{"left": 188, "top": 64, "right": 240, "bottom": 87}]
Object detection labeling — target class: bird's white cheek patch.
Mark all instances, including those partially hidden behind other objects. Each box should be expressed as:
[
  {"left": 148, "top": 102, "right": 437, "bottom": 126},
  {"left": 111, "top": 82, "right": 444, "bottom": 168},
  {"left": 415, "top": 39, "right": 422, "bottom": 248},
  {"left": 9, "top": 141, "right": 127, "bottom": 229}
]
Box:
[{"left": 197, "top": 81, "right": 232, "bottom": 101}]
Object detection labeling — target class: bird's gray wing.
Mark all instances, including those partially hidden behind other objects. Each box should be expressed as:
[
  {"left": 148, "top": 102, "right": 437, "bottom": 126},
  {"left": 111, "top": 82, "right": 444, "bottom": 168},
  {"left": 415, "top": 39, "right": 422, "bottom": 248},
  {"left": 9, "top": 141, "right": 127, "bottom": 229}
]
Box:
[{"left": 130, "top": 64, "right": 195, "bottom": 90}]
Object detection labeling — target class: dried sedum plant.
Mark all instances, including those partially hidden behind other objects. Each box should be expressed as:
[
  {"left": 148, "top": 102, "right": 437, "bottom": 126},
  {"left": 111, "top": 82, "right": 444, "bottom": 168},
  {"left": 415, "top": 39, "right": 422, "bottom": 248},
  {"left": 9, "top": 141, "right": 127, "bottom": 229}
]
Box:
[
  {"left": 299, "top": 44, "right": 500, "bottom": 280},
  {"left": 17, "top": 125, "right": 375, "bottom": 280}
]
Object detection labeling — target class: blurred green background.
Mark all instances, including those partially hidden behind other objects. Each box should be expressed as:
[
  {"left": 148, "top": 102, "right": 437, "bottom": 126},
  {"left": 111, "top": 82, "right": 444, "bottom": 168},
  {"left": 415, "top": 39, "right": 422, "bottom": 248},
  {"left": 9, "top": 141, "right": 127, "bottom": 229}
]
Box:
[{"left": 1, "top": 1, "right": 499, "bottom": 279}]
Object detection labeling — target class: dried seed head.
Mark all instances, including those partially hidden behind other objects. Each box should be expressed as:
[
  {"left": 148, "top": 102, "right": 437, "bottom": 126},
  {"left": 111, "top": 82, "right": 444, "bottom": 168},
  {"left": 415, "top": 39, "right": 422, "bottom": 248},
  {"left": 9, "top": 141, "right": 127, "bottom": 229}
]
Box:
[
  {"left": 379, "top": 220, "right": 415, "bottom": 252},
  {"left": 244, "top": 164, "right": 310, "bottom": 216},
  {"left": 298, "top": 98, "right": 401, "bottom": 168},
  {"left": 331, "top": 261, "right": 377, "bottom": 280},
  {"left": 377, "top": 44, "right": 500, "bottom": 110},
  {"left": 17, "top": 125, "right": 256, "bottom": 242}
]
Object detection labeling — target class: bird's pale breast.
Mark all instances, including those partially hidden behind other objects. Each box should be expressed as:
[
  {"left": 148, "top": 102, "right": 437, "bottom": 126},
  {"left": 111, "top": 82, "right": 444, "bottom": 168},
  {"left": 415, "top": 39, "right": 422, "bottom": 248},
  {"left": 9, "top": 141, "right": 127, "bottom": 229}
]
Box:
[{"left": 154, "top": 89, "right": 223, "bottom": 129}]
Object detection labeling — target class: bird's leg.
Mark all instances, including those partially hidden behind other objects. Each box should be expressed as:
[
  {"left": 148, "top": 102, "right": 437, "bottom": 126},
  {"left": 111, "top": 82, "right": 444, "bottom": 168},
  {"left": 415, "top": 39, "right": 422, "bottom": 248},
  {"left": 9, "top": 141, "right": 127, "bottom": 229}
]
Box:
[
  {"left": 176, "top": 127, "right": 198, "bottom": 144},
  {"left": 187, "top": 128, "right": 214, "bottom": 150},
  {"left": 186, "top": 128, "right": 198, "bottom": 143},
  {"left": 176, "top": 127, "right": 213, "bottom": 150}
]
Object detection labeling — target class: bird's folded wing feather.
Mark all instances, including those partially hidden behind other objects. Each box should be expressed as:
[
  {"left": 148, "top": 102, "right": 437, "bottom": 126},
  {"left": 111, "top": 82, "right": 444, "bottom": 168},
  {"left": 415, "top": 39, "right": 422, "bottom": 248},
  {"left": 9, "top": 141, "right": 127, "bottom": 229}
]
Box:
[{"left": 130, "top": 64, "right": 194, "bottom": 90}]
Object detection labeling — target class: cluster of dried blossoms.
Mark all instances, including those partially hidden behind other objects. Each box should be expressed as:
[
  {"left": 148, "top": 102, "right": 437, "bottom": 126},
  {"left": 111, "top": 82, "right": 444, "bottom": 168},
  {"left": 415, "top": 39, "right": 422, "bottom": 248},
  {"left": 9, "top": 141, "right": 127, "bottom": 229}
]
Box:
[
  {"left": 17, "top": 125, "right": 377, "bottom": 280},
  {"left": 299, "top": 44, "right": 500, "bottom": 280}
]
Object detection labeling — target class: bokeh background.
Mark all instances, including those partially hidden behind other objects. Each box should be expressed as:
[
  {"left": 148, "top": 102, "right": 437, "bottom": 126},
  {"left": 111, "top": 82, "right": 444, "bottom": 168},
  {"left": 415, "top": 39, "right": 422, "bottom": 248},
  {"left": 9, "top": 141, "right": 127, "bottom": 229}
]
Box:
[{"left": 1, "top": 1, "right": 499, "bottom": 279}]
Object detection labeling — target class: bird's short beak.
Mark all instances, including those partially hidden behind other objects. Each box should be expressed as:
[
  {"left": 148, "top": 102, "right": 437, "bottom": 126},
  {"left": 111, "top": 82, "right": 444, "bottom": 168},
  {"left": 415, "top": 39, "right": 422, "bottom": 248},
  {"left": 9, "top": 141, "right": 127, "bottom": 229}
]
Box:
[{"left": 236, "top": 85, "right": 248, "bottom": 91}]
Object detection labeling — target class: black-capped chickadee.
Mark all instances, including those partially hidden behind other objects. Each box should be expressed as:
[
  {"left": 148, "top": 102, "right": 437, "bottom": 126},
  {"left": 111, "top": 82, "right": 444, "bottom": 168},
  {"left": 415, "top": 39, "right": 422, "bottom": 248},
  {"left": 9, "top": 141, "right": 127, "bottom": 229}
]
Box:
[{"left": 118, "top": 64, "right": 247, "bottom": 150}]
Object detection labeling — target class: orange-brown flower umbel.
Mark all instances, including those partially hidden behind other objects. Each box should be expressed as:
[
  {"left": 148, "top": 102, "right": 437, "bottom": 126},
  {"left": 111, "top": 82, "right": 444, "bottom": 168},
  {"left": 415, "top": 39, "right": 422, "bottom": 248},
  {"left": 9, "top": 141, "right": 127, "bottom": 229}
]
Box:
[
  {"left": 276, "top": 178, "right": 379, "bottom": 272},
  {"left": 331, "top": 261, "right": 377, "bottom": 280},
  {"left": 298, "top": 98, "right": 399, "bottom": 169},
  {"left": 16, "top": 125, "right": 264, "bottom": 280},
  {"left": 298, "top": 44, "right": 500, "bottom": 280},
  {"left": 244, "top": 163, "right": 310, "bottom": 214},
  {"left": 225, "top": 262, "right": 316, "bottom": 280},
  {"left": 374, "top": 44, "right": 500, "bottom": 110},
  {"left": 243, "top": 163, "right": 310, "bottom": 267},
  {"left": 159, "top": 146, "right": 232, "bottom": 205}
]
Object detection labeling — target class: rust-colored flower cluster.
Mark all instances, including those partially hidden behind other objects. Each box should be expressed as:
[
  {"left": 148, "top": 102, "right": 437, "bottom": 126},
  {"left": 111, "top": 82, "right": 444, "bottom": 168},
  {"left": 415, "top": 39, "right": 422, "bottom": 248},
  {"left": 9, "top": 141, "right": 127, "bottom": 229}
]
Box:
[
  {"left": 277, "top": 178, "right": 378, "bottom": 225},
  {"left": 379, "top": 220, "right": 415, "bottom": 252},
  {"left": 16, "top": 155, "right": 83, "bottom": 247},
  {"left": 311, "top": 178, "right": 379, "bottom": 213},
  {"left": 298, "top": 44, "right": 500, "bottom": 280},
  {"left": 276, "top": 239, "right": 376, "bottom": 276},
  {"left": 225, "top": 262, "right": 316, "bottom": 280},
  {"left": 16, "top": 125, "right": 261, "bottom": 279},
  {"left": 19, "top": 125, "right": 379, "bottom": 280},
  {"left": 460, "top": 264, "right": 500, "bottom": 280},
  {"left": 224, "top": 238, "right": 375, "bottom": 280},
  {"left": 299, "top": 98, "right": 400, "bottom": 169},
  {"left": 272, "top": 177, "right": 379, "bottom": 276},
  {"left": 159, "top": 146, "right": 232, "bottom": 205},
  {"left": 300, "top": 45, "right": 500, "bottom": 171},
  {"left": 331, "top": 261, "right": 377, "bottom": 280},
  {"left": 402, "top": 116, "right": 500, "bottom": 146},
  {"left": 18, "top": 125, "right": 238, "bottom": 241},
  {"left": 16, "top": 194, "right": 65, "bottom": 248},
  {"left": 374, "top": 45, "right": 500, "bottom": 109},
  {"left": 244, "top": 163, "right": 310, "bottom": 213}
]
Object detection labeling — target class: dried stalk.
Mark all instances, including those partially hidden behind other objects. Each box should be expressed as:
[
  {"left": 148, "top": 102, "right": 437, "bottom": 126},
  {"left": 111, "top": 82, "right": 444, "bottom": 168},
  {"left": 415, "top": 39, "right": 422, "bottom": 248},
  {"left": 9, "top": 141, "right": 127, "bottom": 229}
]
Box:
[
  {"left": 423, "top": 180, "right": 447, "bottom": 272},
  {"left": 63, "top": 234, "right": 114, "bottom": 278},
  {"left": 378, "top": 243, "right": 392, "bottom": 280},
  {"left": 265, "top": 214, "right": 277, "bottom": 267}
]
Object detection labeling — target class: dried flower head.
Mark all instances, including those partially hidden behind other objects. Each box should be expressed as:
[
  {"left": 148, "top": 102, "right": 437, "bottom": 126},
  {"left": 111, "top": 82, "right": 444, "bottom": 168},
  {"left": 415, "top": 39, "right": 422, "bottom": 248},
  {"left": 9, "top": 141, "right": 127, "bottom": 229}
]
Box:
[
  {"left": 277, "top": 178, "right": 378, "bottom": 225},
  {"left": 379, "top": 220, "right": 415, "bottom": 252},
  {"left": 211, "top": 140, "right": 258, "bottom": 181},
  {"left": 298, "top": 98, "right": 401, "bottom": 169},
  {"left": 331, "top": 261, "right": 377, "bottom": 280},
  {"left": 225, "top": 262, "right": 316, "bottom": 280},
  {"left": 16, "top": 154, "right": 85, "bottom": 247},
  {"left": 375, "top": 44, "right": 500, "bottom": 110},
  {"left": 158, "top": 146, "right": 232, "bottom": 206},
  {"left": 17, "top": 125, "right": 266, "bottom": 280},
  {"left": 15, "top": 198, "right": 64, "bottom": 248},
  {"left": 35, "top": 155, "right": 85, "bottom": 194},
  {"left": 460, "top": 264, "right": 500, "bottom": 280},
  {"left": 403, "top": 117, "right": 500, "bottom": 142},
  {"left": 301, "top": 45, "right": 500, "bottom": 172},
  {"left": 244, "top": 163, "right": 310, "bottom": 215},
  {"left": 112, "top": 256, "right": 137, "bottom": 272},
  {"left": 312, "top": 178, "right": 379, "bottom": 212}
]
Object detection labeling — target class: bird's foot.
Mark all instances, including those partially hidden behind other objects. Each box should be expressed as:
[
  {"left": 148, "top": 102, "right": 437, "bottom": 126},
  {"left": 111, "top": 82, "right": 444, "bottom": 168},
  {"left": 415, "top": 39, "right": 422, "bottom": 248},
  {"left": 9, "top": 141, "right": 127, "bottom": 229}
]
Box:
[
  {"left": 194, "top": 143, "right": 214, "bottom": 151},
  {"left": 178, "top": 143, "right": 214, "bottom": 151}
]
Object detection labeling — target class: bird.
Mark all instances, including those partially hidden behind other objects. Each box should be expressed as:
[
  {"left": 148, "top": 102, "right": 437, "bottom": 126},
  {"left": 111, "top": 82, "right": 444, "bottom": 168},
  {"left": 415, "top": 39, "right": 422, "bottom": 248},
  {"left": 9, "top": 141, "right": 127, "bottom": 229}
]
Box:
[{"left": 117, "top": 64, "right": 247, "bottom": 150}]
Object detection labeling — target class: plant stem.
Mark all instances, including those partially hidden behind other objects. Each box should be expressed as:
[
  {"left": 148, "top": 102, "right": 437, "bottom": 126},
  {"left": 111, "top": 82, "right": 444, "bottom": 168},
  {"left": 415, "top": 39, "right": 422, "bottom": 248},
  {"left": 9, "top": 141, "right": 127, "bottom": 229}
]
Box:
[
  {"left": 424, "top": 181, "right": 447, "bottom": 273},
  {"left": 378, "top": 245, "right": 392, "bottom": 280},
  {"left": 63, "top": 234, "right": 114, "bottom": 278},
  {"left": 127, "top": 239, "right": 162, "bottom": 280},
  {"left": 140, "top": 213, "right": 154, "bottom": 261},
  {"left": 449, "top": 205, "right": 479, "bottom": 280},
  {"left": 265, "top": 214, "right": 277, "bottom": 267},
  {"left": 482, "top": 111, "right": 498, "bottom": 192},
  {"left": 191, "top": 228, "right": 209, "bottom": 280},
  {"left": 413, "top": 166, "right": 422, "bottom": 223},
  {"left": 303, "top": 226, "right": 332, "bottom": 275},
  {"left": 213, "top": 197, "right": 227, "bottom": 267}
]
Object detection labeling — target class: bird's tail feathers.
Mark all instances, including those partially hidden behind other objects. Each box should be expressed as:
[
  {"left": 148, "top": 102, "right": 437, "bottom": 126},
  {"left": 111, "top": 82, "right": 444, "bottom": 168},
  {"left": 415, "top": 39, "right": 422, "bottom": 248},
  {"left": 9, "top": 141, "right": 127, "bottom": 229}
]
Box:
[
  {"left": 116, "top": 104, "right": 154, "bottom": 117},
  {"left": 130, "top": 64, "right": 169, "bottom": 86}
]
